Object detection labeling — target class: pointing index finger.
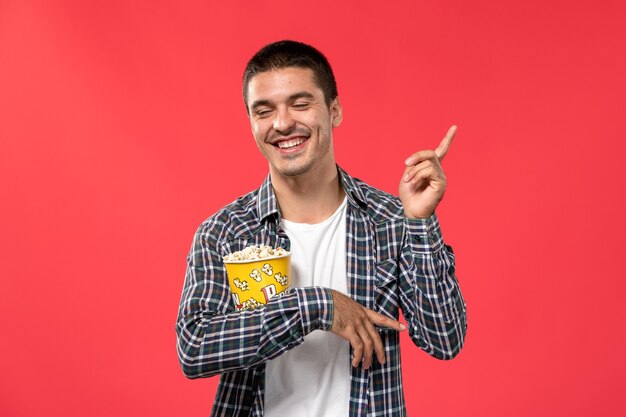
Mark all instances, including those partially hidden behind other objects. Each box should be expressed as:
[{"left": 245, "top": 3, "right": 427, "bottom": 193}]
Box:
[
  {"left": 365, "top": 309, "right": 406, "bottom": 332},
  {"left": 434, "top": 125, "right": 457, "bottom": 161}
]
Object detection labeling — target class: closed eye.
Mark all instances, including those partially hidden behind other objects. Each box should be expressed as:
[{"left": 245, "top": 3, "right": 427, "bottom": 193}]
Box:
[{"left": 255, "top": 109, "right": 272, "bottom": 118}]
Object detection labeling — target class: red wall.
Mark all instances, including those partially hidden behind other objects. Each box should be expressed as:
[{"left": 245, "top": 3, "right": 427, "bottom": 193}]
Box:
[{"left": 1, "top": 1, "right": 625, "bottom": 416}]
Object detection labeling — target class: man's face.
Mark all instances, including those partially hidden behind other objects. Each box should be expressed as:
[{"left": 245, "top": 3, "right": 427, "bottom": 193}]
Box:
[{"left": 246, "top": 67, "right": 342, "bottom": 178}]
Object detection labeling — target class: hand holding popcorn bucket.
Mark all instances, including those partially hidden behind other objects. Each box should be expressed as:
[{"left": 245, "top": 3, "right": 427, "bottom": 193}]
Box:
[{"left": 223, "top": 245, "right": 291, "bottom": 310}]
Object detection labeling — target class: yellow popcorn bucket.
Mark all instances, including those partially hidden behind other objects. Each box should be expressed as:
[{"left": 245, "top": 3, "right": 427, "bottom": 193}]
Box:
[{"left": 224, "top": 253, "right": 291, "bottom": 310}]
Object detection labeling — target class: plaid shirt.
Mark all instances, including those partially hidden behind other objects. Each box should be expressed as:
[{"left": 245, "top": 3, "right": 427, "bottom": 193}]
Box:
[{"left": 176, "top": 166, "right": 467, "bottom": 417}]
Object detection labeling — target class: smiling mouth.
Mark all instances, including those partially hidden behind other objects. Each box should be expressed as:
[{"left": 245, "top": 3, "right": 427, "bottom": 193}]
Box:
[{"left": 275, "top": 137, "right": 307, "bottom": 149}]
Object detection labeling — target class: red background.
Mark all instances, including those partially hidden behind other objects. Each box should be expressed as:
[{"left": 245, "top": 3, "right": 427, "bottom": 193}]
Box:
[{"left": 1, "top": 1, "right": 625, "bottom": 416}]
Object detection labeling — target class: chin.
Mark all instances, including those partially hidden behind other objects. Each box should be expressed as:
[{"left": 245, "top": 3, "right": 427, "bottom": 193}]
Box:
[{"left": 276, "top": 161, "right": 314, "bottom": 177}]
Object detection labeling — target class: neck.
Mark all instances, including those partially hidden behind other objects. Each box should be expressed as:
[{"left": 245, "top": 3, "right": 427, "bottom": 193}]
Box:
[{"left": 271, "top": 161, "right": 345, "bottom": 224}]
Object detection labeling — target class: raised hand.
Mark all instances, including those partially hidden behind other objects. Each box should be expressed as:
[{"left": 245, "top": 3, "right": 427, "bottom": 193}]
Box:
[
  {"left": 330, "top": 290, "right": 406, "bottom": 369},
  {"left": 399, "top": 125, "right": 457, "bottom": 219}
]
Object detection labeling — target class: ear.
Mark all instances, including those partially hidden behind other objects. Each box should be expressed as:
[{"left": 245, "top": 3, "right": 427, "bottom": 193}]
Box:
[{"left": 330, "top": 97, "right": 343, "bottom": 128}]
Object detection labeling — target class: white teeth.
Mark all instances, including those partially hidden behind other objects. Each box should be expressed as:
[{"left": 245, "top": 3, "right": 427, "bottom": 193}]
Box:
[{"left": 277, "top": 138, "right": 305, "bottom": 149}]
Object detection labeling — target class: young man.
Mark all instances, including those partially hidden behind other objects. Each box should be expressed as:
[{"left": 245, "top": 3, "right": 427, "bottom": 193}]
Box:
[{"left": 176, "top": 40, "right": 467, "bottom": 417}]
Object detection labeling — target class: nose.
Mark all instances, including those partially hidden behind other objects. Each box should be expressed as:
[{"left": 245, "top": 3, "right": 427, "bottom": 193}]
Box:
[{"left": 273, "top": 106, "right": 295, "bottom": 134}]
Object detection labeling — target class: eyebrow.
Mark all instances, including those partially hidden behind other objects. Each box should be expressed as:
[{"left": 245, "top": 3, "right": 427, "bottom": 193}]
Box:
[{"left": 249, "top": 91, "right": 316, "bottom": 111}]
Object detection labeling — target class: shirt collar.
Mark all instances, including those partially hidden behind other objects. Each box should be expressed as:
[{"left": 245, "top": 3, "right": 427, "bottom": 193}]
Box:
[
  {"left": 256, "top": 174, "right": 281, "bottom": 222},
  {"left": 256, "top": 165, "right": 368, "bottom": 222},
  {"left": 337, "top": 165, "right": 368, "bottom": 210}
]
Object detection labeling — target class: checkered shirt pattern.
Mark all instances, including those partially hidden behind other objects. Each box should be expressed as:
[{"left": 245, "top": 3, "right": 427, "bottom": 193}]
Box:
[{"left": 176, "top": 166, "right": 467, "bottom": 417}]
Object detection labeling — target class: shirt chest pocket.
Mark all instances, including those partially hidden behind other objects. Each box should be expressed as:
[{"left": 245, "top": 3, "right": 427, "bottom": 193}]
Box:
[{"left": 374, "top": 259, "right": 401, "bottom": 319}]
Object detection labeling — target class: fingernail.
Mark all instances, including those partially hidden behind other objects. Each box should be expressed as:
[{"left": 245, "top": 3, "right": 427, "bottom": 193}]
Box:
[
  {"left": 403, "top": 174, "right": 410, "bottom": 182},
  {"left": 399, "top": 323, "right": 406, "bottom": 330},
  {"left": 405, "top": 157, "right": 413, "bottom": 165}
]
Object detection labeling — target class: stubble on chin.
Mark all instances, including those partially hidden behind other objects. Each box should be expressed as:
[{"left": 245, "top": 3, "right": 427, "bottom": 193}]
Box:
[{"left": 276, "top": 157, "right": 314, "bottom": 177}]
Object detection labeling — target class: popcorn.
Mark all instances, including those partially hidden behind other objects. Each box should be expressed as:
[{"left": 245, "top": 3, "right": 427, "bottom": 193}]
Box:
[
  {"left": 223, "top": 244, "right": 291, "bottom": 311},
  {"left": 223, "top": 244, "right": 288, "bottom": 262},
  {"left": 261, "top": 263, "right": 273, "bottom": 276},
  {"left": 249, "top": 269, "right": 262, "bottom": 282},
  {"left": 241, "top": 298, "right": 261, "bottom": 310},
  {"left": 233, "top": 278, "right": 249, "bottom": 291},
  {"left": 274, "top": 272, "right": 288, "bottom": 286}
]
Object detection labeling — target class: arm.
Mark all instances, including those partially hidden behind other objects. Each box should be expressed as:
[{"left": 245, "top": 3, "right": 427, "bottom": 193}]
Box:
[
  {"left": 175, "top": 223, "right": 333, "bottom": 379},
  {"left": 397, "top": 125, "right": 466, "bottom": 359},
  {"left": 398, "top": 214, "right": 467, "bottom": 359}
]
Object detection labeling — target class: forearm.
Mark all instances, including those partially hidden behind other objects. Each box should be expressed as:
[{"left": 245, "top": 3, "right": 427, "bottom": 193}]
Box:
[
  {"left": 399, "top": 214, "right": 467, "bottom": 359},
  {"left": 176, "top": 286, "right": 333, "bottom": 378}
]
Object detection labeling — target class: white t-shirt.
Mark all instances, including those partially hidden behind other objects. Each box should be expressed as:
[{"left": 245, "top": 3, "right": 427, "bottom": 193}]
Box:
[{"left": 264, "top": 196, "right": 350, "bottom": 417}]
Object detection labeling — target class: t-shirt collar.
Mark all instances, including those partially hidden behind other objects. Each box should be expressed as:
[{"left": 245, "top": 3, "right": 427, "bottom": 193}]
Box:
[{"left": 256, "top": 165, "right": 368, "bottom": 222}]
